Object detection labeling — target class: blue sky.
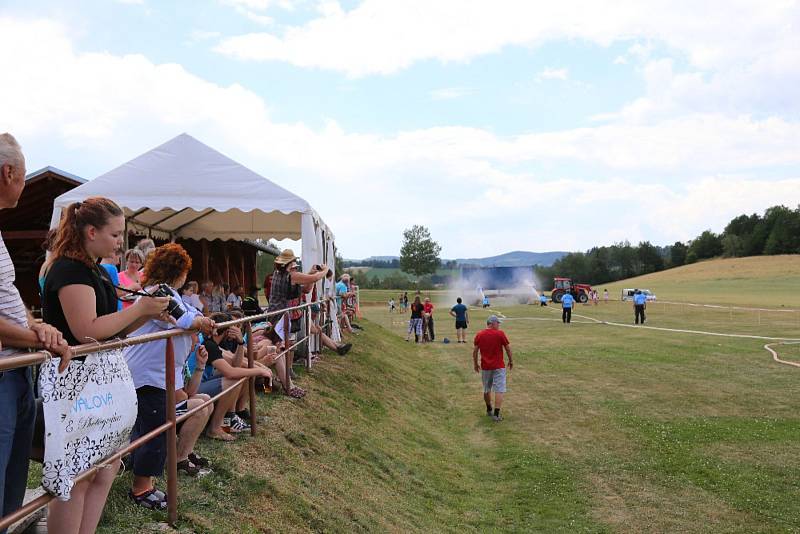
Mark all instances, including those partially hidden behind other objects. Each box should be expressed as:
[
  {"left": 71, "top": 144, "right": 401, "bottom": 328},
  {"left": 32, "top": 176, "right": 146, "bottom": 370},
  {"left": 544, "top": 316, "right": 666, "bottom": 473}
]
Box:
[{"left": 2, "top": 0, "right": 799, "bottom": 259}]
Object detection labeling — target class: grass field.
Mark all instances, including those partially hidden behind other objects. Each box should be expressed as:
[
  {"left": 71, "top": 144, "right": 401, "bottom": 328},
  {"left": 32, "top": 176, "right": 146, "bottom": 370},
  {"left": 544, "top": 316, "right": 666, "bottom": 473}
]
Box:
[
  {"left": 28, "top": 258, "right": 800, "bottom": 533},
  {"left": 596, "top": 255, "right": 800, "bottom": 309}
]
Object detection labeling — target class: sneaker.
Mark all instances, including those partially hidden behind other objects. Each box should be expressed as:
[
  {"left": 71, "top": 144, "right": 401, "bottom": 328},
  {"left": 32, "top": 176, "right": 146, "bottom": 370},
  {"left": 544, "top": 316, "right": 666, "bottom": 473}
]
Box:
[
  {"left": 491, "top": 414, "right": 503, "bottom": 422},
  {"left": 230, "top": 414, "right": 251, "bottom": 433},
  {"left": 236, "top": 409, "right": 251, "bottom": 423},
  {"left": 336, "top": 343, "right": 352, "bottom": 356}
]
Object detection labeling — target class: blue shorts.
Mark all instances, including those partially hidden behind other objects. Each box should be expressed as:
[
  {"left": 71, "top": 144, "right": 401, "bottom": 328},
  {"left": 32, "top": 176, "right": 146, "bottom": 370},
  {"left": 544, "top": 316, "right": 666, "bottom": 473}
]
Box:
[{"left": 198, "top": 377, "right": 223, "bottom": 397}]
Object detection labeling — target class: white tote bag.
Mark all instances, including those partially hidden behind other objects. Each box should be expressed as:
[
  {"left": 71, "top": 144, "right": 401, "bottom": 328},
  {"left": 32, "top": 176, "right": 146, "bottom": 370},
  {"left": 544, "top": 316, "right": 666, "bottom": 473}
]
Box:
[{"left": 38, "top": 348, "right": 138, "bottom": 500}]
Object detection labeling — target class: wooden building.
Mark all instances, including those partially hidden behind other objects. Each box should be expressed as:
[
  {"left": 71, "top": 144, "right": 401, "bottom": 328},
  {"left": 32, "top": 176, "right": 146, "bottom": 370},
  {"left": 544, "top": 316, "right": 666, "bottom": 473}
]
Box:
[{"left": 0, "top": 167, "right": 86, "bottom": 309}]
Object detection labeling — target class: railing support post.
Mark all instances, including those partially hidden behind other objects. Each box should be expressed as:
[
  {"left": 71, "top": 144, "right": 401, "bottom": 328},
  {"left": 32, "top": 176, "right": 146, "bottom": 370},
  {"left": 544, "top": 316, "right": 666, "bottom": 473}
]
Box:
[
  {"left": 165, "top": 338, "right": 178, "bottom": 526},
  {"left": 245, "top": 321, "right": 257, "bottom": 437}
]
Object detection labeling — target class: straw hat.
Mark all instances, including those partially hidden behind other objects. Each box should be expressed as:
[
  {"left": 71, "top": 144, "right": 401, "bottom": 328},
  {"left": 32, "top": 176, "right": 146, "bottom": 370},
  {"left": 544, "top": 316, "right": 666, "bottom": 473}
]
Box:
[{"left": 274, "top": 249, "right": 298, "bottom": 265}]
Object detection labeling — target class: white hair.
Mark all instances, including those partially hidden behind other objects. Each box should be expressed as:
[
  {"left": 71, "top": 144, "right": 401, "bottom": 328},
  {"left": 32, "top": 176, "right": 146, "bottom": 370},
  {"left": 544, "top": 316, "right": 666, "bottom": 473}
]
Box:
[{"left": 0, "top": 133, "right": 23, "bottom": 166}]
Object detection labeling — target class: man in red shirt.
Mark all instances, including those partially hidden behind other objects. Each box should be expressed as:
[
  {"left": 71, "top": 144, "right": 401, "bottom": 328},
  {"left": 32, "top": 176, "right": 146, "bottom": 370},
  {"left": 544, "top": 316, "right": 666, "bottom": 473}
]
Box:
[{"left": 473, "top": 315, "right": 513, "bottom": 422}]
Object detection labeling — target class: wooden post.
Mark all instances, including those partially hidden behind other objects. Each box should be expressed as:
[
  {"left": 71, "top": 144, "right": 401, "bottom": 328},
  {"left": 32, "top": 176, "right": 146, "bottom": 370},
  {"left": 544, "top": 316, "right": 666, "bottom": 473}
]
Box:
[
  {"left": 201, "top": 240, "right": 209, "bottom": 283},
  {"left": 165, "top": 338, "right": 178, "bottom": 525},
  {"left": 224, "top": 248, "right": 230, "bottom": 288},
  {"left": 245, "top": 322, "right": 257, "bottom": 437}
]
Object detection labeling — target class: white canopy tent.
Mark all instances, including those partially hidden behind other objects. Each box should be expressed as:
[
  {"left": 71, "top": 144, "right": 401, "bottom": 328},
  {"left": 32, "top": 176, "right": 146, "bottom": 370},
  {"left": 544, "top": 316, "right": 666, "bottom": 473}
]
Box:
[
  {"left": 50, "top": 134, "right": 337, "bottom": 329},
  {"left": 51, "top": 133, "right": 333, "bottom": 267}
]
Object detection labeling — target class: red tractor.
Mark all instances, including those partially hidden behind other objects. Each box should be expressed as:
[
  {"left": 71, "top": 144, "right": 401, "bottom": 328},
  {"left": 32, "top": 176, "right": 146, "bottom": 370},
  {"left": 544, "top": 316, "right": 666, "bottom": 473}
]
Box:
[{"left": 550, "top": 277, "right": 592, "bottom": 304}]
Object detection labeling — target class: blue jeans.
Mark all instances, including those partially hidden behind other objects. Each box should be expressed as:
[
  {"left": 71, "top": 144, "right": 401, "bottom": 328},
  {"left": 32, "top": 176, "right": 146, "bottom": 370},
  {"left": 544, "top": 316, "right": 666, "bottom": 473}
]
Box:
[{"left": 0, "top": 368, "right": 35, "bottom": 532}]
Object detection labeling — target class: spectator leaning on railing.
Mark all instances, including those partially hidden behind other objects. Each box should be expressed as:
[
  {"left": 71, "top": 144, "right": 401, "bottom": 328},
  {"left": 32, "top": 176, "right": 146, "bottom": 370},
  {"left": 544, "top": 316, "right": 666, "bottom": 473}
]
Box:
[
  {"left": 268, "top": 249, "right": 328, "bottom": 399},
  {"left": 0, "top": 133, "right": 71, "bottom": 533},
  {"left": 123, "top": 244, "right": 216, "bottom": 510},
  {"left": 41, "top": 196, "right": 169, "bottom": 534},
  {"left": 335, "top": 274, "right": 355, "bottom": 335}
]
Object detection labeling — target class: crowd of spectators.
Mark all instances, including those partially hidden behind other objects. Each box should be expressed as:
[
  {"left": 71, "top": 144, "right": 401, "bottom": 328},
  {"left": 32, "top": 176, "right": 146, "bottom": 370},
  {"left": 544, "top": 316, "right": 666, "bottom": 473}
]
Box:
[{"left": 0, "top": 133, "right": 359, "bottom": 531}]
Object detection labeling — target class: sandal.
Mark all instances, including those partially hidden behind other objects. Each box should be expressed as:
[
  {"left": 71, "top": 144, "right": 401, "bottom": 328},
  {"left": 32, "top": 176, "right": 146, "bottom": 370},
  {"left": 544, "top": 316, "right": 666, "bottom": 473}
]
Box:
[
  {"left": 129, "top": 488, "right": 167, "bottom": 510},
  {"left": 188, "top": 452, "right": 210, "bottom": 467},
  {"left": 177, "top": 459, "right": 200, "bottom": 477},
  {"left": 287, "top": 386, "right": 306, "bottom": 399}
]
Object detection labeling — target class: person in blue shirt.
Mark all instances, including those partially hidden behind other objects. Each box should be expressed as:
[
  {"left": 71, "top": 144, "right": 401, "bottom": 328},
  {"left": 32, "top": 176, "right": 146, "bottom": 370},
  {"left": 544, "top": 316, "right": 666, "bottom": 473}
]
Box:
[
  {"left": 633, "top": 289, "right": 647, "bottom": 324},
  {"left": 561, "top": 292, "right": 575, "bottom": 323},
  {"left": 539, "top": 294, "right": 547, "bottom": 307},
  {"left": 99, "top": 249, "right": 123, "bottom": 311},
  {"left": 449, "top": 297, "right": 469, "bottom": 343},
  {"left": 482, "top": 295, "right": 490, "bottom": 308}
]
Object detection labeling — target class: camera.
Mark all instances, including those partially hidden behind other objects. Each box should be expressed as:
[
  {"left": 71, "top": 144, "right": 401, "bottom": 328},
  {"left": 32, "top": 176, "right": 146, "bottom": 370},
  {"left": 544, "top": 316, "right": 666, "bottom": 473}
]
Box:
[
  {"left": 313, "top": 264, "right": 323, "bottom": 272},
  {"left": 151, "top": 283, "right": 185, "bottom": 320}
]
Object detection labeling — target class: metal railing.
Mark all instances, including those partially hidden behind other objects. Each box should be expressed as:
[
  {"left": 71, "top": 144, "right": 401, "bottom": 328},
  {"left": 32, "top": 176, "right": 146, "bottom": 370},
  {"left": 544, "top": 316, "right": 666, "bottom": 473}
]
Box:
[{"left": 0, "top": 299, "right": 324, "bottom": 530}]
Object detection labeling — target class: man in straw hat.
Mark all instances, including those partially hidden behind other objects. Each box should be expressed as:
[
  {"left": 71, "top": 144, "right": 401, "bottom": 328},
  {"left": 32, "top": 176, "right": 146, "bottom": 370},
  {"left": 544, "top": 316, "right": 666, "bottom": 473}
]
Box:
[
  {"left": 267, "top": 249, "right": 328, "bottom": 398},
  {"left": 473, "top": 315, "right": 513, "bottom": 422}
]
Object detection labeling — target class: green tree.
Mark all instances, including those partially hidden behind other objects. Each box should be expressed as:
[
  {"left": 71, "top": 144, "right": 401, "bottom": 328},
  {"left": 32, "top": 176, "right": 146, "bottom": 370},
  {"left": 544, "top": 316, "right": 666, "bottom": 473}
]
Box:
[
  {"left": 399, "top": 225, "right": 442, "bottom": 277},
  {"left": 688, "top": 230, "right": 723, "bottom": 261},
  {"left": 637, "top": 241, "right": 664, "bottom": 274},
  {"left": 669, "top": 241, "right": 688, "bottom": 267}
]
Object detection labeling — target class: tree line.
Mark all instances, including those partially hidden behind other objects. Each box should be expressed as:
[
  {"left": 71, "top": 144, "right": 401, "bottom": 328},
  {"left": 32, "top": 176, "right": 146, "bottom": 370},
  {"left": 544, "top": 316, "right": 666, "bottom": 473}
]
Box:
[{"left": 534, "top": 204, "right": 800, "bottom": 288}]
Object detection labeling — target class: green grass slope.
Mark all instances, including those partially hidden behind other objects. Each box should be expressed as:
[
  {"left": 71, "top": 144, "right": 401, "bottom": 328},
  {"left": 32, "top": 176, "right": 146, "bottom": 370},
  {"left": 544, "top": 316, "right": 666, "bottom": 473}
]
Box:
[{"left": 596, "top": 255, "right": 800, "bottom": 308}]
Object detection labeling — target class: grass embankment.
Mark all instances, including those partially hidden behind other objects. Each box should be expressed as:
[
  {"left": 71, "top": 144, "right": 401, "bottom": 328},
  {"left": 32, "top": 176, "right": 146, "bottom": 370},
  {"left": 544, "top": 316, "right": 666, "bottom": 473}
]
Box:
[
  {"left": 80, "top": 313, "right": 600, "bottom": 533},
  {"left": 597, "top": 255, "right": 800, "bottom": 308}
]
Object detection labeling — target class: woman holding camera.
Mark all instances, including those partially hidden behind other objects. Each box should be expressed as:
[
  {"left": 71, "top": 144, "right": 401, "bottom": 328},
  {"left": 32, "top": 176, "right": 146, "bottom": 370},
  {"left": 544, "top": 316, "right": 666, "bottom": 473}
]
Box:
[
  {"left": 123, "top": 243, "right": 216, "bottom": 509},
  {"left": 41, "top": 197, "right": 170, "bottom": 534}
]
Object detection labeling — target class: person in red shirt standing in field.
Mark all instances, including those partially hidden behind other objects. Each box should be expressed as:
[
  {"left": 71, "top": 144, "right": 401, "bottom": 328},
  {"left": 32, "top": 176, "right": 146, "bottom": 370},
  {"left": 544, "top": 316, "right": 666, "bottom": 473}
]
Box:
[{"left": 472, "top": 315, "right": 513, "bottom": 422}]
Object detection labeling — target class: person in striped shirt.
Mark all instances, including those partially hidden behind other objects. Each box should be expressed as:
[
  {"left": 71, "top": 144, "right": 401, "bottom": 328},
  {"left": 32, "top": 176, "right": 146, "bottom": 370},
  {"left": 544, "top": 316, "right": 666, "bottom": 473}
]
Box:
[{"left": 0, "top": 133, "right": 71, "bottom": 530}]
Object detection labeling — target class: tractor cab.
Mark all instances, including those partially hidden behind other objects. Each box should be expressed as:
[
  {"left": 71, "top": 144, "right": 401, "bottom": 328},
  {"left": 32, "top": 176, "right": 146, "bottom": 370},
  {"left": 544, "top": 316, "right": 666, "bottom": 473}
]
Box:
[{"left": 553, "top": 278, "right": 572, "bottom": 291}]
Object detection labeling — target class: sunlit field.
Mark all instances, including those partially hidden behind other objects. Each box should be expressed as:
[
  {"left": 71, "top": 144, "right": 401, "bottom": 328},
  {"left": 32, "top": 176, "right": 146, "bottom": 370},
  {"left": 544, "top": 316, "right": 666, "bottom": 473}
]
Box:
[{"left": 358, "top": 287, "right": 800, "bottom": 532}]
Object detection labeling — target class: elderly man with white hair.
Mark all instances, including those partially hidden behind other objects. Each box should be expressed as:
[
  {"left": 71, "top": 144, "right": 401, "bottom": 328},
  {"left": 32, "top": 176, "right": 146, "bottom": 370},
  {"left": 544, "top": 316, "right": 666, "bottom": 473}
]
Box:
[{"left": 0, "top": 133, "right": 71, "bottom": 528}]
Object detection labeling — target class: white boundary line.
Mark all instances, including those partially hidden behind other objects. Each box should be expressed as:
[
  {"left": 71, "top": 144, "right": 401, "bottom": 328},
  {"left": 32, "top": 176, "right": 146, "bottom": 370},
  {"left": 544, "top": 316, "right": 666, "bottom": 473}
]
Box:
[
  {"left": 657, "top": 300, "right": 799, "bottom": 313},
  {"left": 764, "top": 342, "right": 800, "bottom": 368},
  {"left": 533, "top": 305, "right": 800, "bottom": 368}
]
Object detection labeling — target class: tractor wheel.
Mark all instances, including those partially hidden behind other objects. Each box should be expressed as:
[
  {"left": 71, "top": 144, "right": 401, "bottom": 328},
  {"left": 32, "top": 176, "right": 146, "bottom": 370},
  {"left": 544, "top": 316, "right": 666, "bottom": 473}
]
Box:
[
  {"left": 551, "top": 290, "right": 563, "bottom": 304},
  {"left": 578, "top": 292, "right": 589, "bottom": 304}
]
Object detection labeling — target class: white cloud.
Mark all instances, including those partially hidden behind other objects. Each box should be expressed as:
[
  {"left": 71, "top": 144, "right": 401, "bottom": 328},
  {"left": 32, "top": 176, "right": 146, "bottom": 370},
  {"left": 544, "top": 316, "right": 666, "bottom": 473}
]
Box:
[
  {"left": 3, "top": 16, "right": 800, "bottom": 257},
  {"left": 536, "top": 67, "right": 568, "bottom": 81},
  {"left": 214, "top": 1, "right": 799, "bottom": 78},
  {"left": 429, "top": 87, "right": 473, "bottom": 100}
]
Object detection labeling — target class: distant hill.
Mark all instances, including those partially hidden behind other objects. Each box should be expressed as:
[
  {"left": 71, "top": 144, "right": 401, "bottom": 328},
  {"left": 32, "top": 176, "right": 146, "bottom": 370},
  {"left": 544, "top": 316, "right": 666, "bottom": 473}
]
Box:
[
  {"left": 353, "top": 251, "right": 567, "bottom": 267},
  {"left": 600, "top": 255, "right": 800, "bottom": 308},
  {"left": 454, "top": 250, "right": 568, "bottom": 267}
]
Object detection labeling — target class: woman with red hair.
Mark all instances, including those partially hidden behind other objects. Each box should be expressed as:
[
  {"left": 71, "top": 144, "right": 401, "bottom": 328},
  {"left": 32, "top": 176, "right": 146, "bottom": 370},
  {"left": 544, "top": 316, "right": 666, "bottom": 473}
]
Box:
[{"left": 124, "top": 243, "right": 217, "bottom": 509}]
